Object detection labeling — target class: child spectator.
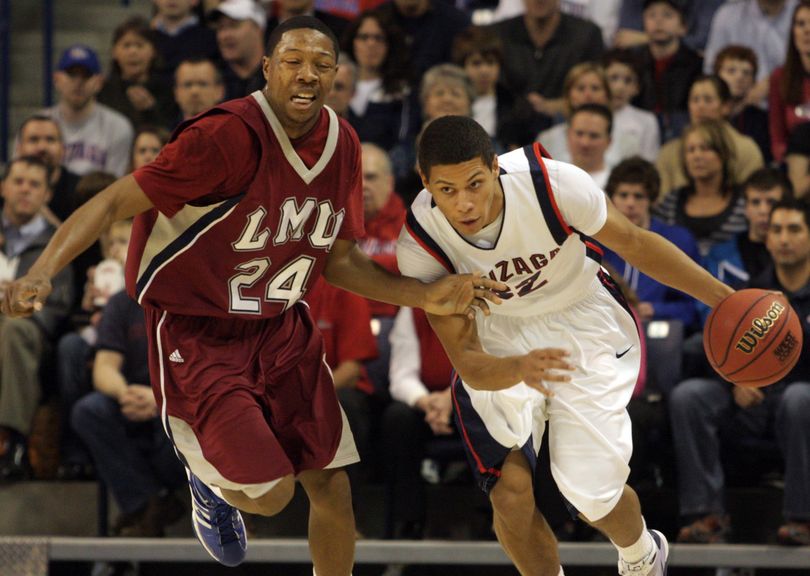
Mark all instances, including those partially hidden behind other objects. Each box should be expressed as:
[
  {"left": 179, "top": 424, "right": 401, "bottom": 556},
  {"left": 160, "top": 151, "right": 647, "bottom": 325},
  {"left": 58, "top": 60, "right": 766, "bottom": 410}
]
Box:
[
  {"left": 633, "top": 0, "right": 702, "bottom": 142},
  {"left": 98, "top": 17, "right": 176, "bottom": 130},
  {"left": 713, "top": 45, "right": 772, "bottom": 163},
  {"left": 604, "top": 48, "right": 661, "bottom": 162}
]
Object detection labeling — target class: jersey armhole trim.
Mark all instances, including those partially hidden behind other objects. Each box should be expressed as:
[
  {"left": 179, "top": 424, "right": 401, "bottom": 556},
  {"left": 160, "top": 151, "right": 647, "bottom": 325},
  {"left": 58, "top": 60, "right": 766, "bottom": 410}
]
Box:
[
  {"left": 404, "top": 210, "right": 456, "bottom": 274},
  {"left": 527, "top": 143, "right": 572, "bottom": 245}
]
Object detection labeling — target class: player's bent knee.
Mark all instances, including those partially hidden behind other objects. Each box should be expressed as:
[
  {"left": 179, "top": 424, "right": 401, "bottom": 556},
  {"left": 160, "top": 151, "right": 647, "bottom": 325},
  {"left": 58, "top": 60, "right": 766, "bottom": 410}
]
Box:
[
  {"left": 490, "top": 474, "right": 534, "bottom": 517},
  {"left": 569, "top": 486, "right": 624, "bottom": 524},
  {"left": 245, "top": 475, "right": 296, "bottom": 517},
  {"left": 302, "top": 468, "right": 352, "bottom": 509}
]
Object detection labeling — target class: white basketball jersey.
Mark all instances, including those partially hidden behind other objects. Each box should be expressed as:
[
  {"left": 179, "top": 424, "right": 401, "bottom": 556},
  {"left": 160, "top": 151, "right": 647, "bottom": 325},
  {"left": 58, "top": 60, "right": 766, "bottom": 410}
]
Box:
[{"left": 398, "top": 144, "right": 609, "bottom": 317}]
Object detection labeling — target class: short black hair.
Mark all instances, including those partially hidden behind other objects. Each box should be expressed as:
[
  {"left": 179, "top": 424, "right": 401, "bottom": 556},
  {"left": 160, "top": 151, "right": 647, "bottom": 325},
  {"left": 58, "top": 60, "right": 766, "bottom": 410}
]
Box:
[
  {"left": 3, "top": 155, "right": 52, "bottom": 188},
  {"left": 643, "top": 0, "right": 686, "bottom": 17},
  {"left": 265, "top": 16, "right": 339, "bottom": 59},
  {"left": 570, "top": 103, "right": 613, "bottom": 135},
  {"left": 17, "top": 113, "right": 63, "bottom": 142},
  {"left": 742, "top": 167, "right": 794, "bottom": 201},
  {"left": 417, "top": 116, "right": 495, "bottom": 180},
  {"left": 691, "top": 74, "right": 732, "bottom": 104},
  {"left": 605, "top": 156, "right": 661, "bottom": 202},
  {"left": 769, "top": 196, "right": 810, "bottom": 229}
]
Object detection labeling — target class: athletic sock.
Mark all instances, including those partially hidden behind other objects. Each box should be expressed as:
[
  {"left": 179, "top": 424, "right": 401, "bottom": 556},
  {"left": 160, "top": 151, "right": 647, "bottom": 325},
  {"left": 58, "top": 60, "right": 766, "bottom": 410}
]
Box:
[
  {"left": 613, "top": 517, "right": 654, "bottom": 565},
  {"left": 558, "top": 567, "right": 565, "bottom": 576}
]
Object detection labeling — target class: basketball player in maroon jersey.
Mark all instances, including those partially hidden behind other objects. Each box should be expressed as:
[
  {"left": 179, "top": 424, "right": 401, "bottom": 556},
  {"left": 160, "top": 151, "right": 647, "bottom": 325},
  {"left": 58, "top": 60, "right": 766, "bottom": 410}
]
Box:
[{"left": 1, "top": 16, "right": 505, "bottom": 573}]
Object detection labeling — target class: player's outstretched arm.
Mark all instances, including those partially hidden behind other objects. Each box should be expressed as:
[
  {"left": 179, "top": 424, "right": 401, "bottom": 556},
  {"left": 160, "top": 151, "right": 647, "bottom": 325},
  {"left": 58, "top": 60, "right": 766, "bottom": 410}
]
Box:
[
  {"left": 1, "top": 175, "right": 153, "bottom": 318},
  {"left": 593, "top": 200, "right": 734, "bottom": 308},
  {"left": 426, "top": 312, "right": 573, "bottom": 394},
  {"left": 323, "top": 239, "right": 507, "bottom": 318}
]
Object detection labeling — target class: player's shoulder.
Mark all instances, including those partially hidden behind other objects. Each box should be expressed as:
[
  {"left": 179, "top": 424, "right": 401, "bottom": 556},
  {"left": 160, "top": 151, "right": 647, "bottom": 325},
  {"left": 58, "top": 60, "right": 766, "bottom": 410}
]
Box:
[
  {"left": 499, "top": 147, "right": 590, "bottom": 191},
  {"left": 335, "top": 112, "right": 361, "bottom": 151},
  {"left": 178, "top": 106, "right": 257, "bottom": 149},
  {"left": 497, "top": 147, "right": 532, "bottom": 175}
]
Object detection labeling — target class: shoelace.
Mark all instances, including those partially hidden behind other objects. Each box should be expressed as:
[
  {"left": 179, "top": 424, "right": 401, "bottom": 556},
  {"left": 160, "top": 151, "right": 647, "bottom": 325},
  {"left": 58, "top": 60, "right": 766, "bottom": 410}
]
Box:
[
  {"left": 191, "top": 479, "right": 241, "bottom": 546},
  {"left": 618, "top": 548, "right": 656, "bottom": 575}
]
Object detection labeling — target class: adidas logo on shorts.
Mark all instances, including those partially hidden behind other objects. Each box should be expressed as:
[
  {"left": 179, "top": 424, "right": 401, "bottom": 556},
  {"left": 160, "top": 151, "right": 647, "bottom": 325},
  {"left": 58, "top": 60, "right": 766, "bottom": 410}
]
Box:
[{"left": 169, "top": 349, "right": 184, "bottom": 363}]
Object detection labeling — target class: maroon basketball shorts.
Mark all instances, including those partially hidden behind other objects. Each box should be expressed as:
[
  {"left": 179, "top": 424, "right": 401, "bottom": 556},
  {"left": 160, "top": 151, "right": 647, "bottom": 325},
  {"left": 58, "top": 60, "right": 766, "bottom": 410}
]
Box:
[{"left": 144, "top": 302, "right": 359, "bottom": 498}]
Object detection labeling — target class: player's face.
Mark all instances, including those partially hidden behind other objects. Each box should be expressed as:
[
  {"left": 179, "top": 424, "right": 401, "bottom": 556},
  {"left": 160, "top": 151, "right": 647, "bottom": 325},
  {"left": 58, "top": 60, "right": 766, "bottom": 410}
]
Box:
[
  {"left": 605, "top": 62, "right": 638, "bottom": 109},
  {"left": 422, "top": 156, "right": 503, "bottom": 235},
  {"left": 1, "top": 163, "right": 51, "bottom": 226},
  {"left": 174, "top": 61, "right": 224, "bottom": 118},
  {"left": 717, "top": 59, "right": 755, "bottom": 100},
  {"left": 683, "top": 131, "right": 722, "bottom": 182},
  {"left": 17, "top": 120, "right": 64, "bottom": 171},
  {"left": 263, "top": 29, "right": 337, "bottom": 139},
  {"left": 611, "top": 183, "right": 651, "bottom": 228},
  {"left": 767, "top": 208, "right": 810, "bottom": 267},
  {"left": 113, "top": 31, "right": 155, "bottom": 81},
  {"left": 745, "top": 186, "right": 783, "bottom": 242},
  {"left": 464, "top": 53, "right": 499, "bottom": 95},
  {"left": 131, "top": 132, "right": 164, "bottom": 170},
  {"left": 568, "top": 72, "right": 609, "bottom": 110},
  {"left": 688, "top": 80, "right": 727, "bottom": 123},
  {"left": 643, "top": 3, "right": 684, "bottom": 45}
]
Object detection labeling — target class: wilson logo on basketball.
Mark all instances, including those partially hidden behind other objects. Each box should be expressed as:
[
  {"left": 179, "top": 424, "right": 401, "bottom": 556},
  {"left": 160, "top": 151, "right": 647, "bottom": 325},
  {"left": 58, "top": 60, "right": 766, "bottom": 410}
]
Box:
[{"left": 735, "top": 301, "right": 786, "bottom": 354}]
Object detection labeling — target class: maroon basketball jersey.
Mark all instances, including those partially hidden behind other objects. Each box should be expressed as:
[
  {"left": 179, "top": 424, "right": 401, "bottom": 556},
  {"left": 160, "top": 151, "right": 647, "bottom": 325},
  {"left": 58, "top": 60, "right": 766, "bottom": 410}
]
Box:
[{"left": 126, "top": 94, "right": 363, "bottom": 318}]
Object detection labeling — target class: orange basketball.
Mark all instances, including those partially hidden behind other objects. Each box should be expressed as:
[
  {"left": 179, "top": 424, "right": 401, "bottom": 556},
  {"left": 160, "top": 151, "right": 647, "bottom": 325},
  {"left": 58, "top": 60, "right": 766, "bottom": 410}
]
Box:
[{"left": 704, "top": 289, "right": 803, "bottom": 388}]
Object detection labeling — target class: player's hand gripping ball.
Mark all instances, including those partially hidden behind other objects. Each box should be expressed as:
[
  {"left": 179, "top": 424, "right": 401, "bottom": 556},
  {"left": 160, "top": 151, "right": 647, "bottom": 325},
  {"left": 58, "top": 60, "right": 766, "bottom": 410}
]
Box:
[{"left": 704, "top": 289, "right": 803, "bottom": 388}]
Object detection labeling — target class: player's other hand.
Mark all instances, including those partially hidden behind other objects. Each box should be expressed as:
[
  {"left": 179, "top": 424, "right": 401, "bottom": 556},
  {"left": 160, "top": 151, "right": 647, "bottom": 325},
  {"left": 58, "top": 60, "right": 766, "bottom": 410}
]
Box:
[
  {"left": 0, "top": 273, "right": 52, "bottom": 318},
  {"left": 423, "top": 272, "right": 508, "bottom": 319},
  {"left": 733, "top": 385, "right": 764, "bottom": 409},
  {"left": 518, "top": 348, "right": 573, "bottom": 397}
]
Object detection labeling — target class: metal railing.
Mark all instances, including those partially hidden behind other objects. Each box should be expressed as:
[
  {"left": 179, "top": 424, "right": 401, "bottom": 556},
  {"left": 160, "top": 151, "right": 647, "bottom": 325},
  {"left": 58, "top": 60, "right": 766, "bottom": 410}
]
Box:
[{"left": 6, "top": 537, "right": 808, "bottom": 570}]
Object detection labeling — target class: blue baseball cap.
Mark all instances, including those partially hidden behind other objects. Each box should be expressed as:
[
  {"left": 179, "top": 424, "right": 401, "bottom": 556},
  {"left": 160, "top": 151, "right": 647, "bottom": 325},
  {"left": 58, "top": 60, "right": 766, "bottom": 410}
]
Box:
[{"left": 57, "top": 44, "right": 101, "bottom": 75}]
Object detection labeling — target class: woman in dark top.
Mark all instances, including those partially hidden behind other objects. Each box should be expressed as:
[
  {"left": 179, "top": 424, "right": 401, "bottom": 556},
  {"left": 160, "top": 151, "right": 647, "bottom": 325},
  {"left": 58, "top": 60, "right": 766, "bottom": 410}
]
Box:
[
  {"left": 654, "top": 119, "right": 747, "bottom": 256},
  {"left": 341, "top": 10, "right": 417, "bottom": 151},
  {"left": 98, "top": 16, "right": 175, "bottom": 131}
]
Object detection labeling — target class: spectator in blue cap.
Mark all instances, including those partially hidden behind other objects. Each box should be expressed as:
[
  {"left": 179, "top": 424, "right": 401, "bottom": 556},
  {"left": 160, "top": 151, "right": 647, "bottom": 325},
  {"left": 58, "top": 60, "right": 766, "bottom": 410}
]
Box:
[{"left": 46, "top": 45, "right": 134, "bottom": 177}]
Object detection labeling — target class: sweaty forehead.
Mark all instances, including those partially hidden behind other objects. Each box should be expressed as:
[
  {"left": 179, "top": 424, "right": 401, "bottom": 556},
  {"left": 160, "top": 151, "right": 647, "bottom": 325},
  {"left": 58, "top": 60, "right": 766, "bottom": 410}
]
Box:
[{"left": 276, "top": 29, "right": 336, "bottom": 58}]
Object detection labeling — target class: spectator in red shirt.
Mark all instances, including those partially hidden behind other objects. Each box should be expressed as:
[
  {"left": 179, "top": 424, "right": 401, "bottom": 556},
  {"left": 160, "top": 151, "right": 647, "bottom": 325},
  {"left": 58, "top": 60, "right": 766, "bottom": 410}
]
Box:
[
  {"left": 768, "top": 1, "right": 810, "bottom": 163},
  {"left": 357, "top": 143, "right": 406, "bottom": 397}
]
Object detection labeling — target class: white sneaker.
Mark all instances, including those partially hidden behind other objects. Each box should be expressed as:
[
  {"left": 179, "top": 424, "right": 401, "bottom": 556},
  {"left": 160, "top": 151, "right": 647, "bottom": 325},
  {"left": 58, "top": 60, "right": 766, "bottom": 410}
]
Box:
[{"left": 618, "top": 529, "right": 669, "bottom": 576}]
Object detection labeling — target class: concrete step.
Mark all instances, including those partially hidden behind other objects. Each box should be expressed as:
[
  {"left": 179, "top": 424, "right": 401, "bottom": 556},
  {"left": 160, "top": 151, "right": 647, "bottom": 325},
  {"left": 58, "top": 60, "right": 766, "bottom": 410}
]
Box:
[{"left": 53, "top": 2, "right": 152, "bottom": 32}]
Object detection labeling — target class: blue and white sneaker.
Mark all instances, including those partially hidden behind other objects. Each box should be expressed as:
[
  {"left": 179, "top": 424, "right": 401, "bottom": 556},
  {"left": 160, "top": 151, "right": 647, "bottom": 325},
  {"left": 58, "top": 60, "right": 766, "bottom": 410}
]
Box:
[
  {"left": 187, "top": 470, "right": 247, "bottom": 567},
  {"left": 618, "top": 529, "right": 669, "bottom": 576}
]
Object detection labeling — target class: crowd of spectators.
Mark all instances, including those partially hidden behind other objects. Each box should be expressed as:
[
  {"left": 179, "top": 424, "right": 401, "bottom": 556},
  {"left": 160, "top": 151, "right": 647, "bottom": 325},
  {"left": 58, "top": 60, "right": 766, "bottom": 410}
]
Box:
[{"left": 1, "top": 0, "right": 809, "bottom": 552}]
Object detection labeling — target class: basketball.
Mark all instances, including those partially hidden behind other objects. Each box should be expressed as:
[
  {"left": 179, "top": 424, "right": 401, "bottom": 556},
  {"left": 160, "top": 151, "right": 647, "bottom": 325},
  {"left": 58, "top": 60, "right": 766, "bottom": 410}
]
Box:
[{"left": 704, "top": 289, "right": 803, "bottom": 388}]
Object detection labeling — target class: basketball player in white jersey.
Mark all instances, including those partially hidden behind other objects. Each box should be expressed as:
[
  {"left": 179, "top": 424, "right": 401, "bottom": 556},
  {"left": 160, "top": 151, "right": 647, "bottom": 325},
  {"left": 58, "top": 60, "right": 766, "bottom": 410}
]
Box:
[{"left": 397, "top": 116, "right": 734, "bottom": 576}]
